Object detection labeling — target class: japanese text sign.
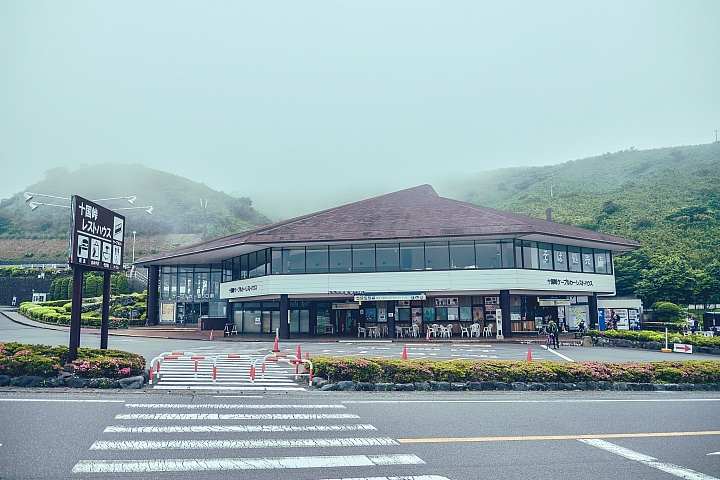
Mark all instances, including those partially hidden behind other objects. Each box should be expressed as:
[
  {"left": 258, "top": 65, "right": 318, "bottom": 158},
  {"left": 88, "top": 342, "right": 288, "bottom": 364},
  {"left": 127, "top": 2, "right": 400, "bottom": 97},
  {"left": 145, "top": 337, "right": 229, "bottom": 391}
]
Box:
[{"left": 69, "top": 195, "right": 125, "bottom": 271}]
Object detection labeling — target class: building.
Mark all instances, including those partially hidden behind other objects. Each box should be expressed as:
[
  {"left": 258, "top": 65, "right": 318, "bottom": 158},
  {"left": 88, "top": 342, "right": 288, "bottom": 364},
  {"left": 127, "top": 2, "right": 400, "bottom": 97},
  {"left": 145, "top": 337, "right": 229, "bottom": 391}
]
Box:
[{"left": 134, "top": 185, "right": 640, "bottom": 338}]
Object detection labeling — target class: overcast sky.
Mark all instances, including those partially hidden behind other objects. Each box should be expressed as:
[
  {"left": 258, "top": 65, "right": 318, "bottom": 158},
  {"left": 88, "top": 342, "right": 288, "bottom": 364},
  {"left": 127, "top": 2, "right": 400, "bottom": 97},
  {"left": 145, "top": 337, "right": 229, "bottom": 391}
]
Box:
[{"left": 1, "top": 1, "right": 718, "bottom": 218}]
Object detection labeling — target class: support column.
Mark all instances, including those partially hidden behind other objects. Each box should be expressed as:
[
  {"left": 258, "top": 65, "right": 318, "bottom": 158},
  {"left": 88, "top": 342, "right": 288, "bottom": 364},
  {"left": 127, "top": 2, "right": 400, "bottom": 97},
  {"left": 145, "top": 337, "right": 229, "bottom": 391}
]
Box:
[
  {"left": 146, "top": 265, "right": 159, "bottom": 326},
  {"left": 100, "top": 270, "right": 111, "bottom": 349},
  {"left": 387, "top": 301, "right": 396, "bottom": 339},
  {"left": 279, "top": 294, "right": 290, "bottom": 339},
  {"left": 69, "top": 266, "right": 84, "bottom": 361},
  {"left": 500, "top": 290, "right": 511, "bottom": 338},
  {"left": 589, "top": 293, "right": 599, "bottom": 330}
]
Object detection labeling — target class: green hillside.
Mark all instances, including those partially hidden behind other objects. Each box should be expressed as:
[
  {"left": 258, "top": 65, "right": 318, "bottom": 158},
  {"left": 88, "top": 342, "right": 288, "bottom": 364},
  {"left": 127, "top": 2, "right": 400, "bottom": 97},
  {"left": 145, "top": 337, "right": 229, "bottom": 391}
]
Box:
[
  {"left": 451, "top": 141, "right": 720, "bottom": 306},
  {"left": 0, "top": 164, "right": 270, "bottom": 241}
]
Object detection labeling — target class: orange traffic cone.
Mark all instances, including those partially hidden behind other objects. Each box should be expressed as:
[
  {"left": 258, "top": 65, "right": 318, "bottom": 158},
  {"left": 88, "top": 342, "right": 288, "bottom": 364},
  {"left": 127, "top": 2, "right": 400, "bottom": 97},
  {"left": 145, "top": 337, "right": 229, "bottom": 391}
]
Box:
[
  {"left": 526, "top": 347, "right": 532, "bottom": 361},
  {"left": 402, "top": 344, "right": 407, "bottom": 359},
  {"left": 209, "top": 329, "right": 215, "bottom": 340},
  {"left": 272, "top": 335, "right": 280, "bottom": 352}
]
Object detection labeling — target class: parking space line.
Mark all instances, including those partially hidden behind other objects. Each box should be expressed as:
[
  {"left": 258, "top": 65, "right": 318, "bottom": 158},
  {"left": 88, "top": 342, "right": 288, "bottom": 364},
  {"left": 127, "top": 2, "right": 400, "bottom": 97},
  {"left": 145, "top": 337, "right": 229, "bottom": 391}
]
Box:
[
  {"left": 579, "top": 438, "right": 719, "bottom": 480},
  {"left": 541, "top": 345, "right": 575, "bottom": 361}
]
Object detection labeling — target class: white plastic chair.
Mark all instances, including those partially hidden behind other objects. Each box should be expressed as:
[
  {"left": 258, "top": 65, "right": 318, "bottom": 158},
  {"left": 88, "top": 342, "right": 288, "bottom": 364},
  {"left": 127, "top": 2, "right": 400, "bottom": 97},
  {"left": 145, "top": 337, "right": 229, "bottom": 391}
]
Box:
[
  {"left": 357, "top": 326, "right": 366, "bottom": 337},
  {"left": 411, "top": 324, "right": 420, "bottom": 337},
  {"left": 460, "top": 324, "right": 470, "bottom": 337},
  {"left": 483, "top": 325, "right": 493, "bottom": 337},
  {"left": 470, "top": 323, "right": 481, "bottom": 337}
]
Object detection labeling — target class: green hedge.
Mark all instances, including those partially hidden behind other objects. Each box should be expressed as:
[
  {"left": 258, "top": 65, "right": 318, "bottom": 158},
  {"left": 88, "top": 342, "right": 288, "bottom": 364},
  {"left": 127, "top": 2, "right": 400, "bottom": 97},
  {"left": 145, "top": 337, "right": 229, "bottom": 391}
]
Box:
[
  {"left": 0, "top": 341, "right": 145, "bottom": 379},
  {"left": 587, "top": 329, "right": 720, "bottom": 348},
  {"left": 18, "top": 302, "right": 128, "bottom": 329},
  {"left": 311, "top": 357, "right": 720, "bottom": 384}
]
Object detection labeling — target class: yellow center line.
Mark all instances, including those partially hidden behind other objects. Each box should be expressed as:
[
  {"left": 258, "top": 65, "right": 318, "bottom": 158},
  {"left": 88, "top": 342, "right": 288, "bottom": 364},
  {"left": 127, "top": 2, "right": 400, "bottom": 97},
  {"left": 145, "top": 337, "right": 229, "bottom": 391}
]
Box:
[{"left": 397, "top": 430, "right": 720, "bottom": 443}]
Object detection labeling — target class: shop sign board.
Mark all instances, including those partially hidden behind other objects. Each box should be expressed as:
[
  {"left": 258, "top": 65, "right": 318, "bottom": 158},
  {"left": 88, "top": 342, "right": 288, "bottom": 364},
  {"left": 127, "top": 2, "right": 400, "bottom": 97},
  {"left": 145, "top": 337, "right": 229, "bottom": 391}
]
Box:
[
  {"left": 69, "top": 195, "right": 125, "bottom": 271},
  {"left": 539, "top": 299, "right": 571, "bottom": 306},
  {"left": 354, "top": 293, "right": 426, "bottom": 301},
  {"left": 673, "top": 344, "right": 693, "bottom": 354}
]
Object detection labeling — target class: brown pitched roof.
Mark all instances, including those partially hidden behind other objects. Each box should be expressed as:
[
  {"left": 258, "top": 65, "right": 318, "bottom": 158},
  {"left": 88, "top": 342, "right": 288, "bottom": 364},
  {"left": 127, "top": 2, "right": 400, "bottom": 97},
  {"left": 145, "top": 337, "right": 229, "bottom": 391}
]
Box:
[{"left": 135, "top": 185, "right": 640, "bottom": 265}]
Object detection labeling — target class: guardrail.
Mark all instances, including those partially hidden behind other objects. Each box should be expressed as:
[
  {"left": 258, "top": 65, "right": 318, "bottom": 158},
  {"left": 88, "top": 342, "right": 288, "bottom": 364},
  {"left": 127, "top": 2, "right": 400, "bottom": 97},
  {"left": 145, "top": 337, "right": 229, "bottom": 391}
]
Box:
[
  {"left": 149, "top": 352, "right": 270, "bottom": 385},
  {"left": 251, "top": 354, "right": 313, "bottom": 384}
]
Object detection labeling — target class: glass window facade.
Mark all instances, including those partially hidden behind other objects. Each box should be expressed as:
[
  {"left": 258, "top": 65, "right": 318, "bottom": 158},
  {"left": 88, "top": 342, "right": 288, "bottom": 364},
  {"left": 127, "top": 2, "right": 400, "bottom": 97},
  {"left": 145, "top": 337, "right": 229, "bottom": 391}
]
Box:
[{"left": 219, "top": 241, "right": 615, "bottom": 279}]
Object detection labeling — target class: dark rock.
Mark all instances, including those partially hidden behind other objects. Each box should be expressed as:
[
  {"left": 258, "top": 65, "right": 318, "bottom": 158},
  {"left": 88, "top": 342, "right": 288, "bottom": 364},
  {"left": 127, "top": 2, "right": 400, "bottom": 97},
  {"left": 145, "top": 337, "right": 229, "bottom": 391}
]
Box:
[
  {"left": 0, "top": 375, "right": 11, "bottom": 386},
  {"left": 66, "top": 376, "right": 87, "bottom": 388},
  {"left": 395, "top": 383, "right": 415, "bottom": 391},
  {"left": 575, "top": 382, "right": 588, "bottom": 391},
  {"left": 354, "top": 382, "right": 374, "bottom": 391},
  {"left": 450, "top": 382, "right": 466, "bottom": 391},
  {"left": 544, "top": 382, "right": 560, "bottom": 390},
  {"left": 527, "top": 382, "right": 546, "bottom": 391},
  {"left": 314, "top": 380, "right": 328, "bottom": 389},
  {"left": 336, "top": 380, "right": 356, "bottom": 391},
  {"left": 495, "top": 382, "right": 511, "bottom": 390},
  {"left": 311, "top": 376, "right": 327, "bottom": 387},
  {"left": 119, "top": 375, "right": 144, "bottom": 389},
  {"left": 614, "top": 382, "right": 628, "bottom": 391},
  {"left": 10, "top": 376, "right": 45, "bottom": 387},
  {"left": 467, "top": 382, "right": 482, "bottom": 391},
  {"left": 414, "top": 382, "right": 431, "bottom": 391},
  {"left": 45, "top": 377, "right": 67, "bottom": 387},
  {"left": 708, "top": 383, "right": 720, "bottom": 391},
  {"left": 616, "top": 339, "right": 633, "bottom": 348},
  {"left": 650, "top": 384, "right": 665, "bottom": 391},
  {"left": 585, "top": 381, "right": 598, "bottom": 390},
  {"left": 626, "top": 383, "right": 641, "bottom": 391},
  {"left": 645, "top": 341, "right": 662, "bottom": 350},
  {"left": 598, "top": 381, "right": 613, "bottom": 390},
  {"left": 678, "top": 383, "right": 693, "bottom": 391},
  {"left": 511, "top": 382, "right": 528, "bottom": 391},
  {"left": 320, "top": 383, "right": 339, "bottom": 391},
  {"left": 479, "top": 381, "right": 497, "bottom": 391},
  {"left": 639, "top": 383, "right": 655, "bottom": 391},
  {"left": 87, "top": 378, "right": 119, "bottom": 389},
  {"left": 558, "top": 383, "right": 575, "bottom": 391},
  {"left": 374, "top": 383, "right": 395, "bottom": 391},
  {"left": 696, "top": 383, "right": 710, "bottom": 391},
  {"left": 437, "top": 382, "right": 451, "bottom": 391}
]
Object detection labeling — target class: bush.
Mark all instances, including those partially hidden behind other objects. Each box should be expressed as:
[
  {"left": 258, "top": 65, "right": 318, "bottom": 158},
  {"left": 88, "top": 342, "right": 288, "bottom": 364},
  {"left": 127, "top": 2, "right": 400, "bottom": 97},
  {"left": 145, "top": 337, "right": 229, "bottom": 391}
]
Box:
[
  {"left": 587, "top": 329, "right": 720, "bottom": 348},
  {"left": 310, "top": 356, "right": 720, "bottom": 384},
  {"left": 0, "top": 341, "right": 144, "bottom": 379}
]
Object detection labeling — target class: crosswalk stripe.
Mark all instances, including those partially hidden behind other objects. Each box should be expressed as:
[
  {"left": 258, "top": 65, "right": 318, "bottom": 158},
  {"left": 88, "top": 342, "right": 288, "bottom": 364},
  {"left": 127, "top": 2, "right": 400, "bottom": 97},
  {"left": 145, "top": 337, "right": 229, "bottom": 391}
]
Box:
[
  {"left": 72, "top": 454, "right": 425, "bottom": 473},
  {"left": 320, "top": 477, "right": 450, "bottom": 480},
  {"left": 104, "top": 424, "right": 377, "bottom": 433},
  {"left": 116, "top": 413, "right": 361, "bottom": 420},
  {"left": 90, "top": 437, "right": 399, "bottom": 450},
  {"left": 125, "top": 403, "right": 346, "bottom": 409},
  {"left": 152, "top": 385, "right": 307, "bottom": 391}
]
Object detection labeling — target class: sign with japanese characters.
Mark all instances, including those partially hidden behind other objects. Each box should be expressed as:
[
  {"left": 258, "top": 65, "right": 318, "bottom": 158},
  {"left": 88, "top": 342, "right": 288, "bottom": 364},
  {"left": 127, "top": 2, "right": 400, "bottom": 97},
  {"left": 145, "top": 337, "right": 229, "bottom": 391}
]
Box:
[{"left": 69, "top": 195, "right": 125, "bottom": 271}]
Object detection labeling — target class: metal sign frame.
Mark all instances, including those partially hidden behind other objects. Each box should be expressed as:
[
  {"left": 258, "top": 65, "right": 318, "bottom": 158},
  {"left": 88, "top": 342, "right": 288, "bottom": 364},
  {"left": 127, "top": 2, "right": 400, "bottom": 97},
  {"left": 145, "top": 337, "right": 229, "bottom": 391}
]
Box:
[{"left": 69, "top": 195, "right": 125, "bottom": 272}]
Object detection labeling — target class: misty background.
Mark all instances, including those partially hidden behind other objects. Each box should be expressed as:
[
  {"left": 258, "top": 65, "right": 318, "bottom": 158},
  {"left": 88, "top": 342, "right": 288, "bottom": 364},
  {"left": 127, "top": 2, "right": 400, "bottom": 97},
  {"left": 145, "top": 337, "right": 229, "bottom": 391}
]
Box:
[{"left": 1, "top": 1, "right": 718, "bottom": 220}]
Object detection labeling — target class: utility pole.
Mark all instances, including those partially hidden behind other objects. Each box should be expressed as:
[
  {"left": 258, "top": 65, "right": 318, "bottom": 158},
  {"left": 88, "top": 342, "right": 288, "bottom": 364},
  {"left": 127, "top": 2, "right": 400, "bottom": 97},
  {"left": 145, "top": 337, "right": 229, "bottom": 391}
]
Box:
[
  {"left": 200, "top": 198, "right": 207, "bottom": 241},
  {"left": 549, "top": 172, "right": 554, "bottom": 198}
]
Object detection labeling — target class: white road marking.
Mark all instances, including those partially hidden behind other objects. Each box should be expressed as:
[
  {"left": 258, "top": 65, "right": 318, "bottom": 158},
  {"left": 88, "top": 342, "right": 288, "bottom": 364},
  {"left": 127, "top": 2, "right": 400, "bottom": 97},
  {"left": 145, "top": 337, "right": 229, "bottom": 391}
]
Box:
[
  {"left": 320, "top": 477, "right": 449, "bottom": 480},
  {"left": 104, "top": 424, "right": 377, "bottom": 433},
  {"left": 0, "top": 399, "right": 124, "bottom": 403},
  {"left": 125, "top": 403, "right": 345, "bottom": 409},
  {"left": 580, "top": 438, "right": 719, "bottom": 480},
  {"left": 116, "top": 413, "right": 361, "bottom": 420},
  {"left": 541, "top": 345, "right": 575, "bottom": 361},
  {"left": 342, "top": 398, "right": 720, "bottom": 404},
  {"left": 708, "top": 452, "right": 720, "bottom": 456},
  {"left": 72, "top": 454, "right": 425, "bottom": 473},
  {"left": 90, "top": 437, "right": 398, "bottom": 450},
  {"left": 212, "top": 395, "right": 263, "bottom": 398},
  {"left": 153, "top": 385, "right": 308, "bottom": 391}
]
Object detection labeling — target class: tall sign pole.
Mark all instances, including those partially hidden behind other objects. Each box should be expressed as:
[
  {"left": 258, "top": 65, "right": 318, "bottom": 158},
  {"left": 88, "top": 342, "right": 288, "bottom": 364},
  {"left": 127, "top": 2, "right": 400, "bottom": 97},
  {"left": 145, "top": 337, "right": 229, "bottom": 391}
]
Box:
[{"left": 68, "top": 195, "right": 125, "bottom": 361}]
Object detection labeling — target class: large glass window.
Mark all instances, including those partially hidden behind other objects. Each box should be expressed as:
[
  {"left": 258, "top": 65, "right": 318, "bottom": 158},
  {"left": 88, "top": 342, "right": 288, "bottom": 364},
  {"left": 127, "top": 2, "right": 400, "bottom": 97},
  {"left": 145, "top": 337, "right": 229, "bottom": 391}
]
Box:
[
  {"left": 450, "top": 242, "right": 475, "bottom": 269},
  {"left": 425, "top": 242, "right": 449, "bottom": 270},
  {"left": 522, "top": 241, "right": 540, "bottom": 269},
  {"left": 240, "top": 255, "right": 249, "bottom": 279},
  {"left": 271, "top": 248, "right": 282, "bottom": 274},
  {"left": 352, "top": 244, "right": 375, "bottom": 272},
  {"left": 400, "top": 243, "right": 424, "bottom": 271},
  {"left": 594, "top": 249, "right": 607, "bottom": 274},
  {"left": 375, "top": 244, "right": 400, "bottom": 271},
  {"left": 283, "top": 248, "right": 305, "bottom": 274},
  {"left": 305, "top": 246, "right": 329, "bottom": 273},
  {"left": 568, "top": 246, "right": 582, "bottom": 272},
  {"left": 476, "top": 242, "right": 502, "bottom": 269},
  {"left": 501, "top": 241, "right": 515, "bottom": 268},
  {"left": 581, "top": 248, "right": 595, "bottom": 273},
  {"left": 538, "top": 243, "right": 553, "bottom": 270},
  {"left": 249, "top": 250, "right": 267, "bottom": 277},
  {"left": 243, "top": 307, "right": 262, "bottom": 333},
  {"left": 329, "top": 245, "right": 352, "bottom": 272},
  {"left": 553, "top": 244, "right": 568, "bottom": 271}
]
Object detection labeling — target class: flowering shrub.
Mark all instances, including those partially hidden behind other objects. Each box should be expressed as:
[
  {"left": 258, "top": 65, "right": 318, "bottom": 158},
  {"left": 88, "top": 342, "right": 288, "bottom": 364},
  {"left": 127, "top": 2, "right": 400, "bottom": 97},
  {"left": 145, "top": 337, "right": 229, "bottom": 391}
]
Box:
[
  {"left": 310, "top": 356, "right": 720, "bottom": 384},
  {"left": 587, "top": 329, "right": 720, "bottom": 348},
  {"left": 0, "top": 341, "right": 145, "bottom": 379},
  {"left": 18, "top": 302, "right": 128, "bottom": 329}
]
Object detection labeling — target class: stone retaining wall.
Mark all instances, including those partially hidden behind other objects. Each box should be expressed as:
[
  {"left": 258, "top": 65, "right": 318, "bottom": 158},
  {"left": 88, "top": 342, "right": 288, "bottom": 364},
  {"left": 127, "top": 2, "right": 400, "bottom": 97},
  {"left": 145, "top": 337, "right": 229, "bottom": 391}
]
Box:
[
  {"left": 0, "top": 373, "right": 146, "bottom": 389},
  {"left": 591, "top": 336, "right": 720, "bottom": 355},
  {"left": 310, "top": 377, "right": 720, "bottom": 392}
]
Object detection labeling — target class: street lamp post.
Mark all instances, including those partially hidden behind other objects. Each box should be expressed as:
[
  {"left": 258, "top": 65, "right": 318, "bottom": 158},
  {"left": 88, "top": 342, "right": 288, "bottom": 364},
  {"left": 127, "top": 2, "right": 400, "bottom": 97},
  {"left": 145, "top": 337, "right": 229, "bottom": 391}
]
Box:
[
  {"left": 132, "top": 231, "right": 137, "bottom": 263},
  {"left": 200, "top": 198, "right": 207, "bottom": 241}
]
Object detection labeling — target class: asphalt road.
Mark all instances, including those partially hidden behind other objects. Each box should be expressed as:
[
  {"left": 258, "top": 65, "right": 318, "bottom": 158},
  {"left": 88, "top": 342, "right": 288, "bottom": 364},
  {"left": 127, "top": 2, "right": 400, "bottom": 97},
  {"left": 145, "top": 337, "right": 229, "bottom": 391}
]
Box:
[
  {"left": 3, "top": 308, "right": 719, "bottom": 364},
  {"left": 0, "top": 390, "right": 718, "bottom": 479}
]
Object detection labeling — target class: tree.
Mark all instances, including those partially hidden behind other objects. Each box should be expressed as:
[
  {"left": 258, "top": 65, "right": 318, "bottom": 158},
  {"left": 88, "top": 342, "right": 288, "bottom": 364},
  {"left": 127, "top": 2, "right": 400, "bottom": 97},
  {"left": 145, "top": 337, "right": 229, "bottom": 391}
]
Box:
[
  {"left": 634, "top": 256, "right": 695, "bottom": 306},
  {"left": 650, "top": 301, "right": 683, "bottom": 324}
]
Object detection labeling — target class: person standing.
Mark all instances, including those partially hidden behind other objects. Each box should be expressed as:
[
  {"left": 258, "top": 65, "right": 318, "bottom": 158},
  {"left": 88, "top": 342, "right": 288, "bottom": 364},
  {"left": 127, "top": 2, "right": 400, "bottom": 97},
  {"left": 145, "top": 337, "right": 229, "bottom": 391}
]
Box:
[{"left": 550, "top": 320, "right": 559, "bottom": 349}]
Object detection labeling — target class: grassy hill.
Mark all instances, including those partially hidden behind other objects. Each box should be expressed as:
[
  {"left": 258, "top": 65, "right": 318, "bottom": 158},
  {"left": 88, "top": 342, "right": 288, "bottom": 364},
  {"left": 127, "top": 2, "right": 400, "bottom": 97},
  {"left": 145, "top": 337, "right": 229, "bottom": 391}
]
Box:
[
  {"left": 448, "top": 141, "right": 720, "bottom": 304},
  {"left": 0, "top": 164, "right": 271, "bottom": 261}
]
